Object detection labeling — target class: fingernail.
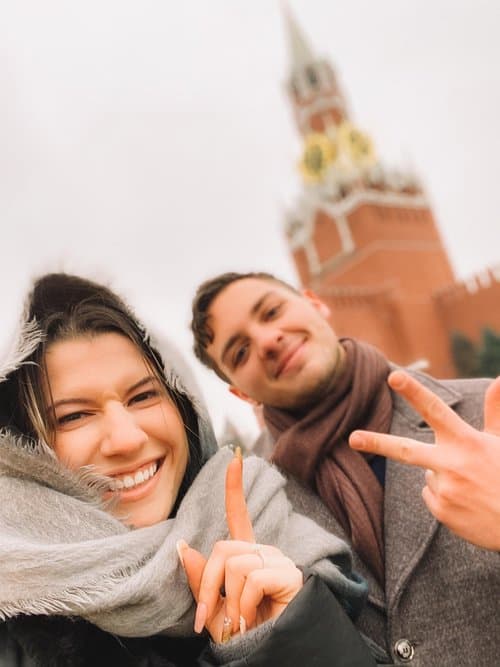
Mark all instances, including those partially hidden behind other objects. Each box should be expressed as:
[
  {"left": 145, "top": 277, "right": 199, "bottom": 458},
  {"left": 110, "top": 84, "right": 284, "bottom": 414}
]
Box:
[
  {"left": 349, "top": 432, "right": 364, "bottom": 449},
  {"left": 176, "top": 539, "right": 188, "bottom": 568},
  {"left": 221, "top": 616, "right": 232, "bottom": 643},
  {"left": 234, "top": 445, "right": 242, "bottom": 462},
  {"left": 239, "top": 615, "right": 247, "bottom": 635},
  {"left": 389, "top": 371, "right": 405, "bottom": 389},
  {"left": 194, "top": 602, "right": 207, "bottom": 634}
]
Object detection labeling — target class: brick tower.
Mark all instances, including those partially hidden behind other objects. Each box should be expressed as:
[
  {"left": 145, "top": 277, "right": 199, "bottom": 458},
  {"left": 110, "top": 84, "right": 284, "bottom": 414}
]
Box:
[{"left": 282, "top": 9, "right": 457, "bottom": 377}]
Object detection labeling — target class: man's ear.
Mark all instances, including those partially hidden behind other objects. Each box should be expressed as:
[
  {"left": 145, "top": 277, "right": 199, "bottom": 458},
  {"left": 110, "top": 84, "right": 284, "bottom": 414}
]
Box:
[
  {"left": 302, "top": 288, "right": 331, "bottom": 319},
  {"left": 229, "top": 385, "right": 260, "bottom": 407}
]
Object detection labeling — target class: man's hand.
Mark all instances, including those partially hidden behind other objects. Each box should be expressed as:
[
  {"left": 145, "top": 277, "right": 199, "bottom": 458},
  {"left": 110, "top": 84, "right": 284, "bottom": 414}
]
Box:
[
  {"left": 177, "top": 449, "right": 303, "bottom": 642},
  {"left": 349, "top": 371, "right": 500, "bottom": 550}
]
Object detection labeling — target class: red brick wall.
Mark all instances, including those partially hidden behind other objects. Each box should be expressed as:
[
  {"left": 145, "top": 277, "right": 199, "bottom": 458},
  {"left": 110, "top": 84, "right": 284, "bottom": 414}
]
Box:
[
  {"left": 436, "top": 275, "right": 500, "bottom": 343},
  {"left": 290, "top": 195, "right": 457, "bottom": 377}
]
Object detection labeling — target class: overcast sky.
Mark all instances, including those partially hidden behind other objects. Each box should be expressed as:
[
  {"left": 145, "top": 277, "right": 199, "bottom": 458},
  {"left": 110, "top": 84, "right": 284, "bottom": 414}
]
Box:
[{"left": 2, "top": 1, "right": 500, "bottom": 440}]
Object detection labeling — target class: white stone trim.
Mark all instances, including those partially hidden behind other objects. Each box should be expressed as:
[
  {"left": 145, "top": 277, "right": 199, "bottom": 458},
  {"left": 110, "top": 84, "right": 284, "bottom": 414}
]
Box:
[
  {"left": 320, "top": 239, "right": 447, "bottom": 280},
  {"left": 287, "top": 188, "right": 434, "bottom": 279},
  {"left": 319, "top": 189, "right": 429, "bottom": 218},
  {"left": 491, "top": 264, "right": 500, "bottom": 281},
  {"left": 286, "top": 193, "right": 316, "bottom": 248},
  {"left": 477, "top": 270, "right": 492, "bottom": 288},
  {"left": 304, "top": 239, "right": 321, "bottom": 275},
  {"left": 465, "top": 277, "right": 479, "bottom": 294},
  {"left": 287, "top": 187, "right": 429, "bottom": 248},
  {"left": 335, "top": 212, "right": 355, "bottom": 254}
]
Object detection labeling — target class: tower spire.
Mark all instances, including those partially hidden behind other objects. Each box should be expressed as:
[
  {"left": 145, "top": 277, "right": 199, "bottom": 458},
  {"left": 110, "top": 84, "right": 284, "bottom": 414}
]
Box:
[
  {"left": 282, "top": 4, "right": 348, "bottom": 134},
  {"left": 282, "top": 3, "right": 316, "bottom": 75}
]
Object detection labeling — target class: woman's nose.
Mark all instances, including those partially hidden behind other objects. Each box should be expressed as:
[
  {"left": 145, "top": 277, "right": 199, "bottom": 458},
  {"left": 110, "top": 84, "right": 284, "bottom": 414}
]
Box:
[{"left": 100, "top": 403, "right": 148, "bottom": 456}]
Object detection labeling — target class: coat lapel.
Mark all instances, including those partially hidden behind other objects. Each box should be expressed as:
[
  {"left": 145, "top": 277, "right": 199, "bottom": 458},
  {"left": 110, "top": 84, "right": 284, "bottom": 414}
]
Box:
[
  {"left": 284, "top": 475, "right": 385, "bottom": 608},
  {"left": 322, "top": 505, "right": 386, "bottom": 610},
  {"left": 383, "top": 371, "right": 462, "bottom": 612}
]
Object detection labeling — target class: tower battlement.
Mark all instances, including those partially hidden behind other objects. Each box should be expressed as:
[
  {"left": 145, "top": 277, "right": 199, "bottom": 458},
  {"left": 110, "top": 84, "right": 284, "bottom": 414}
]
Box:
[{"left": 434, "top": 265, "right": 500, "bottom": 305}]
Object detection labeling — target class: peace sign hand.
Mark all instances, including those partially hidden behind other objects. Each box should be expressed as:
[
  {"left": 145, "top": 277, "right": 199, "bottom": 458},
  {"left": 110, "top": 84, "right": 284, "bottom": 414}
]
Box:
[
  {"left": 349, "top": 370, "right": 500, "bottom": 550},
  {"left": 177, "top": 449, "right": 303, "bottom": 643}
]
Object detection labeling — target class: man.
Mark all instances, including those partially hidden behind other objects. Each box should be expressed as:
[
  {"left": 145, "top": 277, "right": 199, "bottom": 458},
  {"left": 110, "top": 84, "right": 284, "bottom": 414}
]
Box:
[{"left": 191, "top": 271, "right": 500, "bottom": 667}]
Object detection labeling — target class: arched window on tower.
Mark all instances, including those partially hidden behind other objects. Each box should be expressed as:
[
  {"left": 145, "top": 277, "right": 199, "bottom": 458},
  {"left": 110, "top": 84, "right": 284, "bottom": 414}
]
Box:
[{"left": 306, "top": 65, "right": 319, "bottom": 89}]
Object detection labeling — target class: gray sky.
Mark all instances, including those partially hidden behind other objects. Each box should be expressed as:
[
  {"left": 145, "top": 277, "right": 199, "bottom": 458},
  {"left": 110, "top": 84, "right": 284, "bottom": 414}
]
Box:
[{"left": 2, "top": 1, "right": 500, "bottom": 440}]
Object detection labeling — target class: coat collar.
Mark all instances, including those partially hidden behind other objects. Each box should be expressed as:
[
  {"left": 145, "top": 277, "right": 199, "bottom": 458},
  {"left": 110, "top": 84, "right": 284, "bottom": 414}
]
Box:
[
  {"left": 384, "top": 368, "right": 462, "bottom": 612},
  {"left": 388, "top": 365, "right": 462, "bottom": 430}
]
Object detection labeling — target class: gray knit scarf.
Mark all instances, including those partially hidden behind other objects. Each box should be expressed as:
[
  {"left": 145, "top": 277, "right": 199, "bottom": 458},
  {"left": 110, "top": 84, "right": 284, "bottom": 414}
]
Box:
[{"left": 0, "top": 433, "right": 366, "bottom": 639}]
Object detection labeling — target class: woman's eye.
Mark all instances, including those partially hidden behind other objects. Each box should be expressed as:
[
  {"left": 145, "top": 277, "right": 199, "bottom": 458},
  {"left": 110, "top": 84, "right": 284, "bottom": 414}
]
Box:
[
  {"left": 57, "top": 412, "right": 87, "bottom": 426},
  {"left": 129, "top": 390, "right": 159, "bottom": 406}
]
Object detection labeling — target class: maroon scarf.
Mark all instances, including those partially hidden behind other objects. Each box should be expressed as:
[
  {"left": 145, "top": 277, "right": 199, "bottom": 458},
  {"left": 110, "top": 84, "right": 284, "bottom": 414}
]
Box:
[{"left": 264, "top": 338, "right": 393, "bottom": 587}]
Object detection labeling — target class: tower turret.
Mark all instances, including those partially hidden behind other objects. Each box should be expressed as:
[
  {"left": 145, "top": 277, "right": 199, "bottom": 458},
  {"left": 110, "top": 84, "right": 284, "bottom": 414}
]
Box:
[
  {"left": 284, "top": 6, "right": 347, "bottom": 134},
  {"left": 282, "top": 7, "right": 456, "bottom": 377}
]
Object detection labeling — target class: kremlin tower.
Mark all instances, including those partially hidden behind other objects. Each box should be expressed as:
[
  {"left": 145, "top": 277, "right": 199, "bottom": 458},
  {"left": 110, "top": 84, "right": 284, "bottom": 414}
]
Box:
[{"left": 282, "top": 9, "right": 500, "bottom": 378}]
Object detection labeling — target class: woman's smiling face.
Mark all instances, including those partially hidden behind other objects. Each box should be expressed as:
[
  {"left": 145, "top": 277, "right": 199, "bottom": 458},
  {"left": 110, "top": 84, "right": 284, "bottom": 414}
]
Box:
[{"left": 43, "top": 332, "right": 189, "bottom": 528}]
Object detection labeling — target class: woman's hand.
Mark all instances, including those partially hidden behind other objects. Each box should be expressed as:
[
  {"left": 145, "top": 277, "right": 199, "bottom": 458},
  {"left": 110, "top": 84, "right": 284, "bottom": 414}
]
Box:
[{"left": 177, "top": 449, "right": 303, "bottom": 642}]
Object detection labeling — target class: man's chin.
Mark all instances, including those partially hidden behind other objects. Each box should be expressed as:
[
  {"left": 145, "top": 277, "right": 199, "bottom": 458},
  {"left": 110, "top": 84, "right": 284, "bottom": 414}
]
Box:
[{"left": 278, "top": 368, "right": 340, "bottom": 411}]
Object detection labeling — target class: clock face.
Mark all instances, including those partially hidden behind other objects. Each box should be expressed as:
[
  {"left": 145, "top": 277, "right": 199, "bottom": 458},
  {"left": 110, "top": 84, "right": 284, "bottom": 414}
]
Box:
[
  {"left": 298, "top": 123, "right": 376, "bottom": 183},
  {"left": 300, "top": 132, "right": 337, "bottom": 181},
  {"left": 337, "top": 121, "right": 375, "bottom": 166}
]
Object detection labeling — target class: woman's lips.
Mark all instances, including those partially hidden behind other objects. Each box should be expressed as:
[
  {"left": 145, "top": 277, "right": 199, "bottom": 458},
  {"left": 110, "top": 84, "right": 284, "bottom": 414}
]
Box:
[{"left": 104, "top": 457, "right": 165, "bottom": 502}]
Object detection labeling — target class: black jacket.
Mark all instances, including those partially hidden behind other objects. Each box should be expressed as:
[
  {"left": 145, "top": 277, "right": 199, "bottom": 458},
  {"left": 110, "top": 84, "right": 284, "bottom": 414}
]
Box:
[{"left": 0, "top": 577, "right": 375, "bottom": 667}]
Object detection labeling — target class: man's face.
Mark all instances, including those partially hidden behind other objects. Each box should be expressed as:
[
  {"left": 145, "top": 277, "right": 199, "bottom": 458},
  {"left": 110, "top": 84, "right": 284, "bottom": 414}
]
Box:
[{"left": 206, "top": 278, "right": 342, "bottom": 409}]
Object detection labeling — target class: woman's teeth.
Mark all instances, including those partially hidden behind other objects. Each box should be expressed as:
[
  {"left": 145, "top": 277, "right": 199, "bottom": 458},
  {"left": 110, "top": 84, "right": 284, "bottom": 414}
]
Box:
[{"left": 110, "top": 461, "right": 159, "bottom": 491}]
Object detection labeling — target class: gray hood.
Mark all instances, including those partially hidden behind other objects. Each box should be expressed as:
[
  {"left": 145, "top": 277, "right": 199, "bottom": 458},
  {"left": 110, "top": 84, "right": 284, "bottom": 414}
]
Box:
[{"left": 0, "top": 272, "right": 218, "bottom": 487}]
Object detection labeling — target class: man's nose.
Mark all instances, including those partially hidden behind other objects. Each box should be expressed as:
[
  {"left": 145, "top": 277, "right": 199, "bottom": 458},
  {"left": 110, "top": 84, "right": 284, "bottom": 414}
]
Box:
[
  {"left": 100, "top": 402, "right": 148, "bottom": 457},
  {"left": 256, "top": 327, "right": 284, "bottom": 359}
]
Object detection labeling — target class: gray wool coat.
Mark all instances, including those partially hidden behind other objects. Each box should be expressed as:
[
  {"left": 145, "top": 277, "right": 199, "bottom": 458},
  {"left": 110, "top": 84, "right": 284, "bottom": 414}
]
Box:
[{"left": 260, "top": 371, "right": 500, "bottom": 667}]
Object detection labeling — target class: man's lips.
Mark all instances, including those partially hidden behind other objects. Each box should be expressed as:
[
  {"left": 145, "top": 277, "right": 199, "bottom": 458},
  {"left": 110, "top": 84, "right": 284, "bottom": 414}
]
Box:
[{"left": 275, "top": 340, "right": 306, "bottom": 378}]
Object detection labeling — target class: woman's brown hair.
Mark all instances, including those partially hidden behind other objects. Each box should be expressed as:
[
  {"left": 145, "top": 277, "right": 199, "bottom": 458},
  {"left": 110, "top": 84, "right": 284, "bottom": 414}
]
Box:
[{"left": 8, "top": 273, "right": 203, "bottom": 513}]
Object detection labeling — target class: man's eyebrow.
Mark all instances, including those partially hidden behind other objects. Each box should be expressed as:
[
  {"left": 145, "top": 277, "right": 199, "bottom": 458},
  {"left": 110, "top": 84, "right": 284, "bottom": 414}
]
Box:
[
  {"left": 220, "top": 291, "right": 274, "bottom": 365},
  {"left": 50, "top": 376, "right": 157, "bottom": 410}
]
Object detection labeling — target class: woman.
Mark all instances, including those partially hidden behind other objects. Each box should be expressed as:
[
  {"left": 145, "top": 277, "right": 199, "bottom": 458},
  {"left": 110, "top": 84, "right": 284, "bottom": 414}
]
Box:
[{"left": 0, "top": 272, "right": 375, "bottom": 666}]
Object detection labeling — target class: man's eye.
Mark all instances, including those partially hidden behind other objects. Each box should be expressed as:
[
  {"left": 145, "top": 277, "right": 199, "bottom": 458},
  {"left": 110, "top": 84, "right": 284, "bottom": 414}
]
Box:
[
  {"left": 263, "top": 304, "right": 282, "bottom": 321},
  {"left": 233, "top": 344, "right": 249, "bottom": 368}
]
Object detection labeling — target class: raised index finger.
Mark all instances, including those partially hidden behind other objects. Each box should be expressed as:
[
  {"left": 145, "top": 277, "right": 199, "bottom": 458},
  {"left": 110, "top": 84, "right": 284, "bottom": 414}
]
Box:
[
  {"left": 225, "top": 447, "right": 255, "bottom": 542},
  {"left": 388, "top": 370, "right": 474, "bottom": 439}
]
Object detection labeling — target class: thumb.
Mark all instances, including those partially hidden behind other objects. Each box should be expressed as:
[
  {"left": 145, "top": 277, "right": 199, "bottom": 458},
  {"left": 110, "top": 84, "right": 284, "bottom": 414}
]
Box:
[
  {"left": 177, "top": 540, "right": 207, "bottom": 602},
  {"left": 484, "top": 376, "right": 500, "bottom": 436}
]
